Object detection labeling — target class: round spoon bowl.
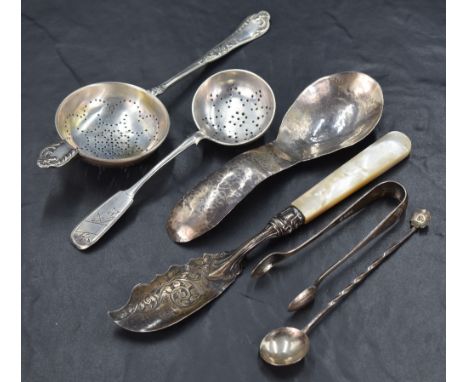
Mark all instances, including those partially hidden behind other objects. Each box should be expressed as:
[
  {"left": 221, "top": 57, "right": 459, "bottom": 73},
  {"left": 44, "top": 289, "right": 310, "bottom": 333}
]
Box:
[
  {"left": 192, "top": 69, "right": 276, "bottom": 145},
  {"left": 55, "top": 82, "right": 170, "bottom": 166},
  {"left": 259, "top": 327, "right": 310, "bottom": 366},
  {"left": 275, "top": 71, "right": 384, "bottom": 161}
]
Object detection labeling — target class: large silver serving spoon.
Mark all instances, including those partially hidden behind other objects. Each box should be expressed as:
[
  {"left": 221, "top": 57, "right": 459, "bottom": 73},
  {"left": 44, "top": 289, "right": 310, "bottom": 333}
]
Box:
[
  {"left": 71, "top": 69, "right": 275, "bottom": 250},
  {"left": 259, "top": 209, "right": 431, "bottom": 367},
  {"left": 167, "top": 71, "right": 384, "bottom": 243},
  {"left": 37, "top": 11, "right": 270, "bottom": 168},
  {"left": 109, "top": 132, "right": 411, "bottom": 332}
]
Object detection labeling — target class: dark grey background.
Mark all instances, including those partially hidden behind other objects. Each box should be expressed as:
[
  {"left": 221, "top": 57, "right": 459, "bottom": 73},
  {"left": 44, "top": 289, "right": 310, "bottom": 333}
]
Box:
[{"left": 22, "top": 0, "right": 445, "bottom": 381}]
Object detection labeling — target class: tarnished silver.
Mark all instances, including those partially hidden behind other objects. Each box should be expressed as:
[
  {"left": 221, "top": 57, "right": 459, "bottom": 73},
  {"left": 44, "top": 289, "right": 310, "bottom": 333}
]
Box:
[
  {"left": 259, "top": 209, "right": 431, "bottom": 367},
  {"left": 252, "top": 181, "right": 407, "bottom": 279},
  {"left": 167, "top": 71, "right": 384, "bottom": 242},
  {"left": 71, "top": 70, "right": 275, "bottom": 250},
  {"left": 37, "top": 11, "right": 271, "bottom": 168},
  {"left": 108, "top": 134, "right": 411, "bottom": 332},
  {"left": 109, "top": 207, "right": 304, "bottom": 332},
  {"left": 287, "top": 182, "right": 408, "bottom": 311}
]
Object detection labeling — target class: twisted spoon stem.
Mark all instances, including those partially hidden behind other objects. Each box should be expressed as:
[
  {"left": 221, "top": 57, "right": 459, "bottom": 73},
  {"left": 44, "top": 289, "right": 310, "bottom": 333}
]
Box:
[{"left": 302, "top": 209, "right": 430, "bottom": 334}]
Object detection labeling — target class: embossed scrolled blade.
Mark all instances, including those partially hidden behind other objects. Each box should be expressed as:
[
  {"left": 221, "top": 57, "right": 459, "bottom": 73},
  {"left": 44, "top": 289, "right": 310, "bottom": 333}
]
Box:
[{"left": 108, "top": 252, "right": 242, "bottom": 332}]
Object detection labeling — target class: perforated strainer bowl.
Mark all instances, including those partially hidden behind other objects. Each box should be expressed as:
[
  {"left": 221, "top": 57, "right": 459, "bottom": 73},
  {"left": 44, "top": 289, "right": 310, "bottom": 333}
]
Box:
[
  {"left": 192, "top": 69, "right": 276, "bottom": 146},
  {"left": 45, "top": 82, "right": 170, "bottom": 167},
  {"left": 36, "top": 11, "right": 271, "bottom": 168},
  {"left": 71, "top": 69, "right": 276, "bottom": 250}
]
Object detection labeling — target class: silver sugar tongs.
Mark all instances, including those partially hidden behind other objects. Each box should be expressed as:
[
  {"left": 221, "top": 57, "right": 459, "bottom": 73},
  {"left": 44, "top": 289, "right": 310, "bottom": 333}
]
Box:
[
  {"left": 252, "top": 181, "right": 408, "bottom": 309},
  {"left": 259, "top": 208, "right": 431, "bottom": 367}
]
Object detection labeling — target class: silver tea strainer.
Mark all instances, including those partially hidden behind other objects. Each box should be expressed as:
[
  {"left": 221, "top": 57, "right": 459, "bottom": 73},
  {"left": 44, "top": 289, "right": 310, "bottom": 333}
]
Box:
[
  {"left": 37, "top": 11, "right": 271, "bottom": 168},
  {"left": 71, "top": 69, "right": 276, "bottom": 249}
]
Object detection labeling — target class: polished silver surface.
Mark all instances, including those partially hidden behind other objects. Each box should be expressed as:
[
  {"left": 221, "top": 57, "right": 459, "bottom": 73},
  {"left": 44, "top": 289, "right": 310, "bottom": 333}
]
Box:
[
  {"left": 259, "top": 327, "right": 309, "bottom": 366},
  {"left": 38, "top": 82, "right": 171, "bottom": 167},
  {"left": 109, "top": 134, "right": 410, "bottom": 332},
  {"left": 109, "top": 207, "right": 304, "bottom": 332},
  {"left": 150, "top": 11, "right": 270, "bottom": 97},
  {"left": 71, "top": 70, "right": 275, "bottom": 250},
  {"left": 260, "top": 209, "right": 430, "bottom": 366},
  {"left": 167, "top": 71, "right": 384, "bottom": 242},
  {"left": 252, "top": 181, "right": 407, "bottom": 279},
  {"left": 37, "top": 11, "right": 271, "bottom": 168}
]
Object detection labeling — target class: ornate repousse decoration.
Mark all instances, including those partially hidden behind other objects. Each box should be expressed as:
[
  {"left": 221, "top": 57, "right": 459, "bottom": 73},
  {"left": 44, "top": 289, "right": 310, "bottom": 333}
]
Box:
[
  {"left": 200, "top": 11, "right": 270, "bottom": 64},
  {"left": 149, "top": 11, "right": 270, "bottom": 98},
  {"left": 109, "top": 251, "right": 240, "bottom": 331},
  {"left": 111, "top": 204, "right": 304, "bottom": 332},
  {"left": 37, "top": 143, "right": 78, "bottom": 168}
]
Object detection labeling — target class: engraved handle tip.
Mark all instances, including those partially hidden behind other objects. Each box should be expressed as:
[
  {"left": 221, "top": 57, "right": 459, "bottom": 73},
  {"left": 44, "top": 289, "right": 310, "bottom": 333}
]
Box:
[
  {"left": 70, "top": 191, "right": 134, "bottom": 250},
  {"left": 231, "top": 10, "right": 270, "bottom": 43},
  {"left": 201, "top": 10, "right": 271, "bottom": 63},
  {"left": 247, "top": 10, "right": 271, "bottom": 32},
  {"left": 37, "top": 141, "right": 78, "bottom": 168},
  {"left": 149, "top": 11, "right": 271, "bottom": 97}
]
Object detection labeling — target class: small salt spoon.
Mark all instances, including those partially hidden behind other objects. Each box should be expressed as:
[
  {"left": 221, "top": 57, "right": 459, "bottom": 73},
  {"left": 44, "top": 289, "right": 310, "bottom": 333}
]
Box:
[{"left": 259, "top": 209, "right": 430, "bottom": 367}]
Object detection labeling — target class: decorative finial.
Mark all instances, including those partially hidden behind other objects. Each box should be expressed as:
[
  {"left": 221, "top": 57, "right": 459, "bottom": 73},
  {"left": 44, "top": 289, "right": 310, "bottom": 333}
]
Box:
[{"left": 410, "top": 209, "right": 431, "bottom": 229}]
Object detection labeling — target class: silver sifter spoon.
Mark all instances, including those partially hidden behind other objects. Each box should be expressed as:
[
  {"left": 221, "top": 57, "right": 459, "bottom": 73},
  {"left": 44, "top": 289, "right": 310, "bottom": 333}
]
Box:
[
  {"left": 70, "top": 69, "right": 275, "bottom": 250},
  {"left": 167, "top": 71, "right": 385, "bottom": 243},
  {"left": 37, "top": 11, "right": 271, "bottom": 168},
  {"left": 259, "top": 209, "right": 431, "bottom": 366}
]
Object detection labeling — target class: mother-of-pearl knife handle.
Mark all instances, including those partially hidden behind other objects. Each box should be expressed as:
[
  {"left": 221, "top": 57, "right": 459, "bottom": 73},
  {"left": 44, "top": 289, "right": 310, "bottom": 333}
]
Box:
[
  {"left": 291, "top": 131, "right": 411, "bottom": 222},
  {"left": 109, "top": 132, "right": 411, "bottom": 332},
  {"left": 205, "top": 131, "right": 411, "bottom": 279},
  {"left": 167, "top": 142, "right": 299, "bottom": 242},
  {"left": 167, "top": 131, "right": 411, "bottom": 243}
]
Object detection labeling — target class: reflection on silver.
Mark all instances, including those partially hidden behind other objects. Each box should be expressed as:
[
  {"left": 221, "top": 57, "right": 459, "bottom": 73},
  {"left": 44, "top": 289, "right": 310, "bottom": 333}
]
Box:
[
  {"left": 71, "top": 70, "right": 275, "bottom": 250},
  {"left": 37, "top": 11, "right": 271, "bottom": 168},
  {"left": 167, "top": 72, "right": 384, "bottom": 242},
  {"left": 260, "top": 209, "right": 431, "bottom": 366},
  {"left": 109, "top": 133, "right": 410, "bottom": 333}
]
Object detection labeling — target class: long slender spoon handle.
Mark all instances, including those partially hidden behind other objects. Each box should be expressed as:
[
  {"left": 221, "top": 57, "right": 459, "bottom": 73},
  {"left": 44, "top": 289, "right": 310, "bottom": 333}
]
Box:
[
  {"left": 108, "top": 135, "right": 412, "bottom": 333},
  {"left": 302, "top": 209, "right": 431, "bottom": 334},
  {"left": 149, "top": 11, "right": 270, "bottom": 97},
  {"left": 70, "top": 132, "right": 205, "bottom": 250}
]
